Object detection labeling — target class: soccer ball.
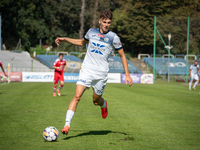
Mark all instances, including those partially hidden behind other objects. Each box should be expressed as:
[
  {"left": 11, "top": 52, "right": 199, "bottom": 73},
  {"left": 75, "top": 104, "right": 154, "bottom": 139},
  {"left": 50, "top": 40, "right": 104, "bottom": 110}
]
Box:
[{"left": 43, "top": 126, "right": 59, "bottom": 142}]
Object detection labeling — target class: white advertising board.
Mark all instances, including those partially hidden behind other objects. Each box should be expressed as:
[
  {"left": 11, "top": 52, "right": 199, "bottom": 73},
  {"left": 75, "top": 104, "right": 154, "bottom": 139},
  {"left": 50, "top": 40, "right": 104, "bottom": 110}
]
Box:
[
  {"left": 22, "top": 72, "right": 54, "bottom": 82},
  {"left": 107, "top": 73, "right": 121, "bottom": 83}
]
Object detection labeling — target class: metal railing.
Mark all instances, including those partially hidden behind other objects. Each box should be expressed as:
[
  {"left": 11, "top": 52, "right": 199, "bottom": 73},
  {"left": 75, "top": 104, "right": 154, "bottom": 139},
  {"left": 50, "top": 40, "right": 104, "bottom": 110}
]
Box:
[{"left": 4, "top": 67, "right": 54, "bottom": 72}]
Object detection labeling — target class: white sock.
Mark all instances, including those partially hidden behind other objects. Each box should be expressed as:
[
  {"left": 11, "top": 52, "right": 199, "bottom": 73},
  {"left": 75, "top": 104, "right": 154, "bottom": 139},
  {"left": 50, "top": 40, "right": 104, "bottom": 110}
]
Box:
[
  {"left": 101, "top": 100, "right": 106, "bottom": 108},
  {"left": 65, "top": 110, "right": 74, "bottom": 128},
  {"left": 194, "top": 81, "right": 199, "bottom": 88},
  {"left": 189, "top": 79, "right": 193, "bottom": 89}
]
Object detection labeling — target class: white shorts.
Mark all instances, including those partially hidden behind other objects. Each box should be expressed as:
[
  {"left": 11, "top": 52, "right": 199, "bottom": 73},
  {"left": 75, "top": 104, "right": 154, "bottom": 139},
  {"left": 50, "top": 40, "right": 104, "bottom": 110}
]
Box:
[
  {"left": 77, "top": 69, "right": 108, "bottom": 95},
  {"left": 190, "top": 74, "right": 199, "bottom": 81}
]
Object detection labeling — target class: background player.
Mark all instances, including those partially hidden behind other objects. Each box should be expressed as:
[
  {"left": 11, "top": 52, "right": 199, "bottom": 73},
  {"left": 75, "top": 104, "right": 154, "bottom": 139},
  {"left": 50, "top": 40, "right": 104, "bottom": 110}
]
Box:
[
  {"left": 55, "top": 9, "right": 133, "bottom": 135},
  {"left": 0, "top": 60, "right": 7, "bottom": 77},
  {"left": 189, "top": 60, "right": 200, "bottom": 90},
  {"left": 0, "top": 61, "right": 8, "bottom": 83},
  {"left": 52, "top": 53, "right": 66, "bottom": 96}
]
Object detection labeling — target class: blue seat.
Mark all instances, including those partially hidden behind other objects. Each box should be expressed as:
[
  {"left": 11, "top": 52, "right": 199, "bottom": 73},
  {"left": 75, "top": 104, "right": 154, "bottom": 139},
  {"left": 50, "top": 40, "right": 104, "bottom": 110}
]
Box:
[
  {"left": 143, "top": 57, "right": 190, "bottom": 75},
  {"left": 108, "top": 57, "right": 142, "bottom": 73},
  {"left": 37, "top": 55, "right": 142, "bottom": 73},
  {"left": 37, "top": 55, "right": 82, "bottom": 69}
]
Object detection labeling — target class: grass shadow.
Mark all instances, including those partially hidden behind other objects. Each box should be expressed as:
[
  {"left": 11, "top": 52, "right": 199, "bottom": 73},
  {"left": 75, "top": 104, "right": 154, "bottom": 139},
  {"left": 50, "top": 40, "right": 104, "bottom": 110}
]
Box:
[{"left": 63, "top": 130, "right": 128, "bottom": 140}]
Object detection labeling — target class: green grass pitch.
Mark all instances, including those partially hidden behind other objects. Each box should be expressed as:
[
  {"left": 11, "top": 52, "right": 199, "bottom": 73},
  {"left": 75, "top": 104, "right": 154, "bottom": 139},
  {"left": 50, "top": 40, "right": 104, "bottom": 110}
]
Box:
[{"left": 0, "top": 81, "right": 200, "bottom": 150}]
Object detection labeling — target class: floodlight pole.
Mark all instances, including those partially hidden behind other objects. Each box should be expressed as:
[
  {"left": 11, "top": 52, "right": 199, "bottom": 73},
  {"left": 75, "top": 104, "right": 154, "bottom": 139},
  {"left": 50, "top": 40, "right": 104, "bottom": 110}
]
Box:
[
  {"left": 11, "top": 57, "right": 14, "bottom": 72},
  {"left": 165, "top": 33, "right": 173, "bottom": 82},
  {"left": 153, "top": 16, "right": 156, "bottom": 83}
]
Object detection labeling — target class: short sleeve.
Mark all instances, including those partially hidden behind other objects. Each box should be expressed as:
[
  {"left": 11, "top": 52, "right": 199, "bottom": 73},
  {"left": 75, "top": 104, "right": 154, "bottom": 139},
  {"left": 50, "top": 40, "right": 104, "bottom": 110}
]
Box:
[
  {"left": 113, "top": 34, "right": 123, "bottom": 50},
  {"left": 64, "top": 60, "right": 66, "bottom": 65},
  {"left": 84, "top": 28, "right": 91, "bottom": 41},
  {"left": 197, "top": 65, "right": 199, "bottom": 70},
  {"left": 190, "top": 65, "right": 193, "bottom": 69}
]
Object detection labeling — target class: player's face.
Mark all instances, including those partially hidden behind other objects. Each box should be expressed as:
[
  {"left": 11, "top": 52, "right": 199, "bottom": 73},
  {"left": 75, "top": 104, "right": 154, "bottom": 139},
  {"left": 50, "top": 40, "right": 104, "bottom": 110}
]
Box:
[
  {"left": 99, "top": 18, "right": 112, "bottom": 33},
  {"left": 195, "top": 61, "right": 198, "bottom": 66},
  {"left": 59, "top": 55, "right": 63, "bottom": 61}
]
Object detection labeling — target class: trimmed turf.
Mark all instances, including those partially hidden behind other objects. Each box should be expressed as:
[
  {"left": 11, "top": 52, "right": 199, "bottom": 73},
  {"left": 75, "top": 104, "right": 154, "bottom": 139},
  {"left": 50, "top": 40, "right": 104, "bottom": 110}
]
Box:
[{"left": 0, "top": 81, "right": 199, "bottom": 150}]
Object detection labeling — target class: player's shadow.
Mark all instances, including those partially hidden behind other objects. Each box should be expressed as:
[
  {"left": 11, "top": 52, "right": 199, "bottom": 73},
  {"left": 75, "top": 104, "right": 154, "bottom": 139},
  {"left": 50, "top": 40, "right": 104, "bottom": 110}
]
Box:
[{"left": 63, "top": 130, "right": 128, "bottom": 140}]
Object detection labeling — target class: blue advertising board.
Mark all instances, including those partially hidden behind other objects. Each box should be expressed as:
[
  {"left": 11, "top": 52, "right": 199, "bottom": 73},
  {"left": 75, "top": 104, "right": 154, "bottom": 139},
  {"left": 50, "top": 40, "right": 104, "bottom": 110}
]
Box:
[{"left": 64, "top": 73, "right": 79, "bottom": 82}]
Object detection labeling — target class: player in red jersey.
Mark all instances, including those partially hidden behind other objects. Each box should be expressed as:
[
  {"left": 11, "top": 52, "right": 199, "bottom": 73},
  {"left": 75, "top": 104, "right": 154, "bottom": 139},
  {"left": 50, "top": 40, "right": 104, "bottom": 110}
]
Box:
[
  {"left": 0, "top": 61, "right": 7, "bottom": 77},
  {"left": 52, "top": 53, "right": 66, "bottom": 96},
  {"left": 0, "top": 61, "right": 8, "bottom": 82}
]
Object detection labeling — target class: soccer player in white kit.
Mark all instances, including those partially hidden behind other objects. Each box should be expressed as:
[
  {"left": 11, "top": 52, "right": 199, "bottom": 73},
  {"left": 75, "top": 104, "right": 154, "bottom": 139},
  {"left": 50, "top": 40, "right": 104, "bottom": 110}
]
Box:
[
  {"left": 189, "top": 60, "right": 200, "bottom": 90},
  {"left": 55, "top": 10, "right": 133, "bottom": 135}
]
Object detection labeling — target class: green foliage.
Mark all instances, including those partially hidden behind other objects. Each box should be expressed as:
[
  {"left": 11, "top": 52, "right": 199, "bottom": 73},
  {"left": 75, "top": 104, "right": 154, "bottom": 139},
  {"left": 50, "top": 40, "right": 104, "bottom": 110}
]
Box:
[
  {"left": 1, "top": 0, "right": 200, "bottom": 55},
  {"left": 29, "top": 45, "right": 46, "bottom": 55},
  {"left": 110, "top": 0, "right": 200, "bottom": 55}
]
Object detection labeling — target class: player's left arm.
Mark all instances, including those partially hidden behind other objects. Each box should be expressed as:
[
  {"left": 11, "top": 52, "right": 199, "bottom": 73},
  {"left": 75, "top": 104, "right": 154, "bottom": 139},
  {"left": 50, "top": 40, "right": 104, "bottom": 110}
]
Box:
[
  {"left": 64, "top": 65, "right": 67, "bottom": 72},
  {"left": 63, "top": 61, "right": 67, "bottom": 72},
  {"left": 118, "top": 49, "right": 133, "bottom": 87}
]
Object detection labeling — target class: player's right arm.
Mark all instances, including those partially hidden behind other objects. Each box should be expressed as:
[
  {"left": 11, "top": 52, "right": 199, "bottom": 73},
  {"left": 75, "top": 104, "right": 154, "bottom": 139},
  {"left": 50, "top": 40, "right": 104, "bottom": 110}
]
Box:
[
  {"left": 53, "top": 65, "right": 61, "bottom": 70},
  {"left": 53, "top": 60, "right": 61, "bottom": 71},
  {"left": 55, "top": 38, "right": 88, "bottom": 47}
]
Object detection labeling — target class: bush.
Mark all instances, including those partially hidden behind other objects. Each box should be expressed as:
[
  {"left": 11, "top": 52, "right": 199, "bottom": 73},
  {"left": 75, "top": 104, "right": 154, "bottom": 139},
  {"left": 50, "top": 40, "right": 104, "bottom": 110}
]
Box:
[{"left": 29, "top": 45, "right": 46, "bottom": 55}]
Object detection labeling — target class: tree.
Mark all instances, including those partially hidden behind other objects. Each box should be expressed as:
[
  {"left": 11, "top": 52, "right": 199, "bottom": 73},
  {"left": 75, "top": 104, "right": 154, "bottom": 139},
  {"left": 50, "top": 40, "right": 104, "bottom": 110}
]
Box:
[
  {"left": 0, "top": 0, "right": 81, "bottom": 50},
  {"left": 111, "top": 0, "right": 200, "bottom": 55},
  {"left": 79, "top": 0, "right": 85, "bottom": 50}
]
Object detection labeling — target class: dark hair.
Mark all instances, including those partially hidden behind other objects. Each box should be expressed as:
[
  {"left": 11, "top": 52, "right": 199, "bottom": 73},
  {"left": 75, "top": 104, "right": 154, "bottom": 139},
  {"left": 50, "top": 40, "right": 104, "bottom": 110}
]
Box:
[
  {"left": 100, "top": 9, "right": 113, "bottom": 20},
  {"left": 195, "top": 60, "right": 198, "bottom": 63},
  {"left": 59, "top": 53, "right": 63, "bottom": 56}
]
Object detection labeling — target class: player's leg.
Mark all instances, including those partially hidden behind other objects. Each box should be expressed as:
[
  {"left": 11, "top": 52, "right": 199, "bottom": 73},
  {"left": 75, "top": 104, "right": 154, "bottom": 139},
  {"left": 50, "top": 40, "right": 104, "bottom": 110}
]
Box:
[
  {"left": 53, "top": 83, "right": 57, "bottom": 96},
  {"left": 53, "top": 73, "right": 59, "bottom": 96},
  {"left": 189, "top": 75, "right": 193, "bottom": 90},
  {"left": 57, "top": 78, "right": 64, "bottom": 96},
  {"left": 193, "top": 75, "right": 199, "bottom": 90},
  {"left": 92, "top": 76, "right": 108, "bottom": 119},
  {"left": 61, "top": 84, "right": 87, "bottom": 134},
  {"left": 93, "top": 91, "right": 108, "bottom": 119}
]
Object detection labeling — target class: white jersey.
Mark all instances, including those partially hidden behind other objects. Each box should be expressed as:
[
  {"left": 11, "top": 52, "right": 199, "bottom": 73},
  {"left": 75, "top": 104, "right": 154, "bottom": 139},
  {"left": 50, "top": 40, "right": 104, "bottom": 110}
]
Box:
[
  {"left": 190, "top": 64, "right": 199, "bottom": 75},
  {"left": 82, "top": 28, "right": 122, "bottom": 74}
]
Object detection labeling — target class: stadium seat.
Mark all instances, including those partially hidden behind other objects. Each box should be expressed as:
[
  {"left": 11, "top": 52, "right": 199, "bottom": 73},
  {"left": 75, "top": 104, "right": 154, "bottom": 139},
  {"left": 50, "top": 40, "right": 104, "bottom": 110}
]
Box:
[
  {"left": 143, "top": 57, "right": 190, "bottom": 75},
  {"left": 37, "top": 55, "right": 82, "bottom": 69},
  {"left": 108, "top": 57, "right": 142, "bottom": 73}
]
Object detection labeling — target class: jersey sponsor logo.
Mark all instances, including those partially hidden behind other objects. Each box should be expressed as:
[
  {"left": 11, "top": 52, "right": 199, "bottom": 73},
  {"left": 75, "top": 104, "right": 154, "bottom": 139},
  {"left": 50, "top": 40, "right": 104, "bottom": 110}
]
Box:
[
  {"left": 104, "top": 38, "right": 109, "bottom": 42},
  {"left": 90, "top": 42, "right": 105, "bottom": 55},
  {"left": 98, "top": 34, "right": 104, "bottom": 38}
]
